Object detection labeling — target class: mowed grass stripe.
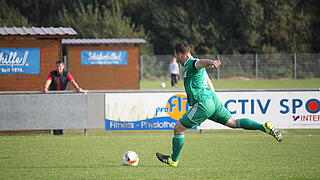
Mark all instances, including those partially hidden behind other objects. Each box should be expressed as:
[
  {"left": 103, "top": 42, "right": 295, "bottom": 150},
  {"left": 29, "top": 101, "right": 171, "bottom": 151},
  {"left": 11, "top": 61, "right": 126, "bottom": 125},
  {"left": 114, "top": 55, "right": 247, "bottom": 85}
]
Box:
[
  {"left": 140, "top": 79, "right": 320, "bottom": 89},
  {"left": 0, "top": 130, "right": 319, "bottom": 179}
]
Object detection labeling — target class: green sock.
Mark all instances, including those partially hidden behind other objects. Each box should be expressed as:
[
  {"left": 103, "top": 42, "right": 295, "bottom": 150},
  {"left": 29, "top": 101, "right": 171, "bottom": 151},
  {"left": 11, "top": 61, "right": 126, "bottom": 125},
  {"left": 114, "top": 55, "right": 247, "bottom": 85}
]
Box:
[
  {"left": 171, "top": 133, "right": 184, "bottom": 162},
  {"left": 236, "top": 118, "right": 266, "bottom": 132}
]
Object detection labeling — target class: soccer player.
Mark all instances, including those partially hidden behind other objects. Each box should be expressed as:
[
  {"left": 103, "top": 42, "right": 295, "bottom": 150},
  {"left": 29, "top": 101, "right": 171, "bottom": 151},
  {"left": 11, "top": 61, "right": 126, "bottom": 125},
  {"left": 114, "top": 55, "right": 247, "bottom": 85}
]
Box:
[{"left": 156, "top": 42, "right": 283, "bottom": 167}]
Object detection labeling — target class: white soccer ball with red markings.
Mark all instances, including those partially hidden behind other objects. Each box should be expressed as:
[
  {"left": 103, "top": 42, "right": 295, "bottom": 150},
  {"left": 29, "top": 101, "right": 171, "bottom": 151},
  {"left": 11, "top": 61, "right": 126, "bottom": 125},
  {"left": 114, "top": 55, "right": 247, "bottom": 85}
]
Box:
[
  {"left": 160, "top": 82, "right": 166, "bottom": 88},
  {"left": 122, "top": 151, "right": 139, "bottom": 166}
]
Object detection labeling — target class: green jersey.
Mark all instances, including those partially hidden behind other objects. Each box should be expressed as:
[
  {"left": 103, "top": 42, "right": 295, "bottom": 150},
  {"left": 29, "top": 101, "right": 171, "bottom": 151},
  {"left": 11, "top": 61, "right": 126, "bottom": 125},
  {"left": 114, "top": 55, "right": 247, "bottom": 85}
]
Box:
[{"left": 183, "top": 57, "right": 214, "bottom": 105}]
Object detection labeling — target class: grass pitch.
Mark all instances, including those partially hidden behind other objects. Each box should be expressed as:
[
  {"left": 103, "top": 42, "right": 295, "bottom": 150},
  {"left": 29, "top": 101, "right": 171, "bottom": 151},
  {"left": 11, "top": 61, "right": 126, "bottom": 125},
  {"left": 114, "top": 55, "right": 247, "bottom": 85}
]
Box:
[
  {"left": 1, "top": 129, "right": 320, "bottom": 179},
  {"left": 140, "top": 79, "right": 320, "bottom": 90}
]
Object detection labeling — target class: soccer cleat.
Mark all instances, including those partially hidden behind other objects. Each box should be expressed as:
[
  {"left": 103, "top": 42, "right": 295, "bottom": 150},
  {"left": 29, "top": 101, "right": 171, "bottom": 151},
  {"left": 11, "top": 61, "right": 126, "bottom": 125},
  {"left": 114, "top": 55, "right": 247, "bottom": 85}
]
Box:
[
  {"left": 156, "top": 152, "right": 179, "bottom": 167},
  {"left": 263, "top": 121, "right": 283, "bottom": 142}
]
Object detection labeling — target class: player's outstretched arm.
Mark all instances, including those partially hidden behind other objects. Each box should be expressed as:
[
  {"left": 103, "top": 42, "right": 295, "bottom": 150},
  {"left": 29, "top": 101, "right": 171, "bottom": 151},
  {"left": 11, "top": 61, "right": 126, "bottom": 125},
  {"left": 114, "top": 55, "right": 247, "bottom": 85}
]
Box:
[{"left": 195, "top": 59, "right": 221, "bottom": 69}]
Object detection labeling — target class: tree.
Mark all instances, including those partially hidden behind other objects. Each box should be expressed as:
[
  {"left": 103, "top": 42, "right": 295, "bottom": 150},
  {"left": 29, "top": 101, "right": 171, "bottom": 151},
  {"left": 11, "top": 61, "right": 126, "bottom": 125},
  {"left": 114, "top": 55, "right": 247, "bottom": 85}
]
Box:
[
  {"left": 57, "top": 0, "right": 152, "bottom": 54},
  {"left": 3, "top": 0, "right": 68, "bottom": 26},
  {"left": 1, "top": 0, "right": 317, "bottom": 54},
  {"left": 0, "top": 0, "right": 29, "bottom": 27},
  {"left": 217, "top": 0, "right": 264, "bottom": 54},
  {"left": 299, "top": 0, "right": 320, "bottom": 53},
  {"left": 122, "top": 0, "right": 220, "bottom": 54},
  {"left": 259, "top": 0, "right": 311, "bottom": 53}
]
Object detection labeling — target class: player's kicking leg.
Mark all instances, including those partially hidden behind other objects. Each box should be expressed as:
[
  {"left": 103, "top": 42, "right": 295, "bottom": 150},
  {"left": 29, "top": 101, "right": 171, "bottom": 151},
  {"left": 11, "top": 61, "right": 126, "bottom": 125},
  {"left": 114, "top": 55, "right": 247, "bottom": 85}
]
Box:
[
  {"left": 263, "top": 121, "right": 283, "bottom": 142},
  {"left": 226, "top": 118, "right": 283, "bottom": 142}
]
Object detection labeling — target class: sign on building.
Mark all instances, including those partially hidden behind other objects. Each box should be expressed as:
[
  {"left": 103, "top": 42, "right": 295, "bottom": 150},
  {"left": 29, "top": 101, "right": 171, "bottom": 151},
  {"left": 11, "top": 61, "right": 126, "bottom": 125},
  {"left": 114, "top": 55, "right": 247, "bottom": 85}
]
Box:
[
  {"left": 81, "top": 50, "right": 128, "bottom": 65},
  {"left": 0, "top": 48, "right": 40, "bottom": 74}
]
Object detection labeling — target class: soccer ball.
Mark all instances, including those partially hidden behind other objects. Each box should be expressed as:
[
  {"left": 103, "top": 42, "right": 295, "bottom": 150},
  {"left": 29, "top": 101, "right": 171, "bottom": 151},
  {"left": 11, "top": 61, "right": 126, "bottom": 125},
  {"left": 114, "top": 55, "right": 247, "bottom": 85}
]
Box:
[
  {"left": 122, "top": 151, "right": 139, "bottom": 166},
  {"left": 160, "top": 82, "right": 166, "bottom": 88}
]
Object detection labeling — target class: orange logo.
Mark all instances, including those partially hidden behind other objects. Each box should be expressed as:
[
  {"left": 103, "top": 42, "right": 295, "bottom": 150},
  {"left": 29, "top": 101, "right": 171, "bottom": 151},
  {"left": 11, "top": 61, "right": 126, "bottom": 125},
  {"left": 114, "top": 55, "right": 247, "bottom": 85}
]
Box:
[{"left": 166, "top": 94, "right": 190, "bottom": 120}]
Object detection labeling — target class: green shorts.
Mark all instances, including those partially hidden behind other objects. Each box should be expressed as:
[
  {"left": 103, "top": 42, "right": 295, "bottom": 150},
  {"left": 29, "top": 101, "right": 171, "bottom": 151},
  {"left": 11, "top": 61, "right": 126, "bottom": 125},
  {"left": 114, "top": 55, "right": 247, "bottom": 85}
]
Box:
[{"left": 179, "top": 94, "right": 232, "bottom": 128}]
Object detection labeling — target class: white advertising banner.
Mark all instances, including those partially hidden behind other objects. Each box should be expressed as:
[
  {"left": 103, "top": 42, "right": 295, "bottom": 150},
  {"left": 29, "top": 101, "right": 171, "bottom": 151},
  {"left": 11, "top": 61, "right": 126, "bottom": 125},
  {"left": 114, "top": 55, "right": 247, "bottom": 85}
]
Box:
[
  {"left": 199, "top": 91, "right": 320, "bottom": 129},
  {"left": 105, "top": 91, "right": 320, "bottom": 130},
  {"left": 105, "top": 93, "right": 193, "bottom": 130}
]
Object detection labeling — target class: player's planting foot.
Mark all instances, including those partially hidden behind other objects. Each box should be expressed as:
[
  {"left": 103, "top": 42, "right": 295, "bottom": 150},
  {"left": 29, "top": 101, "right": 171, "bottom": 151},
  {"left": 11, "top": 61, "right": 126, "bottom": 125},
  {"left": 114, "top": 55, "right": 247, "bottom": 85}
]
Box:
[
  {"left": 156, "top": 152, "right": 179, "bottom": 167},
  {"left": 263, "top": 121, "right": 283, "bottom": 142}
]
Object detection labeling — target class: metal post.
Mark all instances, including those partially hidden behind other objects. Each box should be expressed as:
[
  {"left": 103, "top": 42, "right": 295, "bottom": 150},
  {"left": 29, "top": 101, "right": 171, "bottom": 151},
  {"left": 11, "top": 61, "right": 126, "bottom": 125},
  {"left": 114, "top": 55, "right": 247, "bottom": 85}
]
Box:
[
  {"left": 255, "top": 54, "right": 258, "bottom": 80},
  {"left": 217, "top": 54, "right": 220, "bottom": 80},
  {"left": 63, "top": 55, "right": 67, "bottom": 70},
  {"left": 294, "top": 53, "right": 297, "bottom": 79},
  {"left": 140, "top": 55, "right": 144, "bottom": 81}
]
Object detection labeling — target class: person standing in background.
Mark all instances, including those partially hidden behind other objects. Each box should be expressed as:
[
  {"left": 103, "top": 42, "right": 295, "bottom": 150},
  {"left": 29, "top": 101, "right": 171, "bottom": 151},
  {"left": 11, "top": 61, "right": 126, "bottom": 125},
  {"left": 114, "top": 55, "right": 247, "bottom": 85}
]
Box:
[
  {"left": 169, "top": 57, "right": 179, "bottom": 87},
  {"left": 44, "top": 60, "right": 83, "bottom": 135}
]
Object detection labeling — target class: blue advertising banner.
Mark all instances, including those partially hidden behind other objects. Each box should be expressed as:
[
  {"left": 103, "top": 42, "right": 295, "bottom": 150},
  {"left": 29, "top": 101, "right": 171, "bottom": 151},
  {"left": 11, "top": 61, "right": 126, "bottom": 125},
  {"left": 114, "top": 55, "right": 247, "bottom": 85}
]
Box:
[
  {"left": 0, "top": 48, "right": 40, "bottom": 74},
  {"left": 106, "top": 117, "right": 196, "bottom": 130},
  {"left": 81, "top": 50, "right": 128, "bottom": 65}
]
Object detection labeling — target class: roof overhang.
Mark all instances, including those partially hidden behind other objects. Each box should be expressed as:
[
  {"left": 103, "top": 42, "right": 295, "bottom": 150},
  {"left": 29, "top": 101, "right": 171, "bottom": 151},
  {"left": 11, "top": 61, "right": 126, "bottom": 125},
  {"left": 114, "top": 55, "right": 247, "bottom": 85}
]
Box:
[{"left": 0, "top": 27, "right": 77, "bottom": 38}]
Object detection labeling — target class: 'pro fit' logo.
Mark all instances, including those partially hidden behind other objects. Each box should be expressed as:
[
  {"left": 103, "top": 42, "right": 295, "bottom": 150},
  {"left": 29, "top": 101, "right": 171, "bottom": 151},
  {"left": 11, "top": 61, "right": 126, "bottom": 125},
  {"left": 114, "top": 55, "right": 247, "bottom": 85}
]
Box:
[
  {"left": 155, "top": 94, "right": 191, "bottom": 120},
  {"left": 166, "top": 94, "right": 190, "bottom": 120}
]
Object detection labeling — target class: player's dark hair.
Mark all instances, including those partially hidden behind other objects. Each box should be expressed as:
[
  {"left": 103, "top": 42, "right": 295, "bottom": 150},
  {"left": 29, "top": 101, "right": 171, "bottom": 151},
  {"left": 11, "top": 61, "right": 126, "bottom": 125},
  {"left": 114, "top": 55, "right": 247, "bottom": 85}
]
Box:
[
  {"left": 55, "top": 60, "right": 64, "bottom": 65},
  {"left": 174, "top": 42, "right": 190, "bottom": 54}
]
